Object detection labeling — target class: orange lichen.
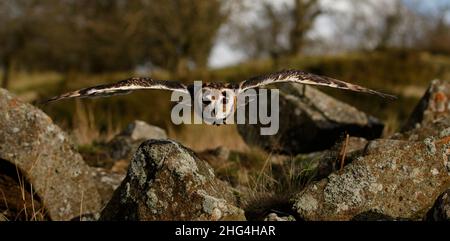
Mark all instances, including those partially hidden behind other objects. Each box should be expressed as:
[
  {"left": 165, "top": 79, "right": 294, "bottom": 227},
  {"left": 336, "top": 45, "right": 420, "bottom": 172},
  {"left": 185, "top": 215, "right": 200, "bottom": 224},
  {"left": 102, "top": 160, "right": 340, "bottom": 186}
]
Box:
[
  {"left": 434, "top": 92, "right": 447, "bottom": 102},
  {"left": 8, "top": 99, "right": 19, "bottom": 108},
  {"left": 435, "top": 136, "right": 450, "bottom": 145}
]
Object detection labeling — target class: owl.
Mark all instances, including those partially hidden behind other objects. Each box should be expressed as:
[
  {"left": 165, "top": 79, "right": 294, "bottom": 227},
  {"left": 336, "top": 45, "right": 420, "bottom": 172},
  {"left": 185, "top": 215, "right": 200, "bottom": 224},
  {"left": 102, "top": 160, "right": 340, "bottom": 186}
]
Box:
[{"left": 47, "top": 69, "right": 395, "bottom": 124}]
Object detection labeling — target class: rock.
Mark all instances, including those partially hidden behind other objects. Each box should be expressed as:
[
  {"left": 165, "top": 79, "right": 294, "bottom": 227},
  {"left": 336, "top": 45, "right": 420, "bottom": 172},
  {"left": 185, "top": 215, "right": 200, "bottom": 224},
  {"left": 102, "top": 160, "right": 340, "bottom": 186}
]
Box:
[
  {"left": 264, "top": 213, "right": 295, "bottom": 221},
  {"left": 0, "top": 161, "right": 47, "bottom": 220},
  {"left": 292, "top": 138, "right": 450, "bottom": 220},
  {"left": 111, "top": 159, "right": 129, "bottom": 174},
  {"left": 402, "top": 79, "right": 450, "bottom": 134},
  {"left": 100, "top": 139, "right": 246, "bottom": 221},
  {"left": 237, "top": 84, "right": 384, "bottom": 154},
  {"left": 90, "top": 168, "right": 126, "bottom": 207},
  {"left": 393, "top": 79, "right": 450, "bottom": 142},
  {"left": 351, "top": 211, "right": 410, "bottom": 221},
  {"left": 122, "top": 120, "right": 167, "bottom": 141},
  {"left": 280, "top": 137, "right": 368, "bottom": 182},
  {"left": 0, "top": 88, "right": 102, "bottom": 221},
  {"left": 426, "top": 189, "right": 450, "bottom": 221},
  {"left": 196, "top": 146, "right": 231, "bottom": 181},
  {"left": 70, "top": 213, "right": 100, "bottom": 221},
  {"left": 107, "top": 120, "right": 167, "bottom": 161}
]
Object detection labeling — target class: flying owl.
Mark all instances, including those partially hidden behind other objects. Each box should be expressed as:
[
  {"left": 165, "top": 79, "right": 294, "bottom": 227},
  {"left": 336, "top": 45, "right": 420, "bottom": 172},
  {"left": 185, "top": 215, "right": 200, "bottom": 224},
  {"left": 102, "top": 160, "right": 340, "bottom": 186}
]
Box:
[{"left": 46, "top": 69, "right": 396, "bottom": 124}]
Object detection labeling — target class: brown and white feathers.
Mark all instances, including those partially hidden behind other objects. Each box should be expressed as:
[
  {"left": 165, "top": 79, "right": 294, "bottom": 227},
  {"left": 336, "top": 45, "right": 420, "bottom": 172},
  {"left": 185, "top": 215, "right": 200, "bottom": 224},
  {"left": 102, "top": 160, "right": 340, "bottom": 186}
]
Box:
[
  {"left": 45, "top": 69, "right": 395, "bottom": 124},
  {"left": 46, "top": 77, "right": 188, "bottom": 102},
  {"left": 239, "top": 70, "right": 396, "bottom": 99},
  {"left": 46, "top": 69, "right": 395, "bottom": 103}
]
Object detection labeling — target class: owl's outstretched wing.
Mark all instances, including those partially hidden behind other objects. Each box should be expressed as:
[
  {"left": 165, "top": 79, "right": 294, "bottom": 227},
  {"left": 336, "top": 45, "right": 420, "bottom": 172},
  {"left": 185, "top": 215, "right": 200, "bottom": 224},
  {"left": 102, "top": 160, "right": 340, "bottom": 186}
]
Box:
[
  {"left": 238, "top": 69, "right": 396, "bottom": 99},
  {"left": 46, "top": 78, "right": 189, "bottom": 103}
]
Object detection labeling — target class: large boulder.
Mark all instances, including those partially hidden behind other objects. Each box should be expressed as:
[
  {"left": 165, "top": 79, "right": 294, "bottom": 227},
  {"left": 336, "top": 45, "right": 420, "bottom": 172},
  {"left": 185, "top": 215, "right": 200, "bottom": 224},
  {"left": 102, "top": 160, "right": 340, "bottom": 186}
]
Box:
[
  {"left": 292, "top": 138, "right": 450, "bottom": 220},
  {"left": 0, "top": 88, "right": 102, "bottom": 220},
  {"left": 237, "top": 84, "right": 384, "bottom": 154},
  {"left": 100, "top": 139, "right": 245, "bottom": 221},
  {"left": 107, "top": 120, "right": 167, "bottom": 161},
  {"left": 290, "top": 79, "right": 450, "bottom": 220}
]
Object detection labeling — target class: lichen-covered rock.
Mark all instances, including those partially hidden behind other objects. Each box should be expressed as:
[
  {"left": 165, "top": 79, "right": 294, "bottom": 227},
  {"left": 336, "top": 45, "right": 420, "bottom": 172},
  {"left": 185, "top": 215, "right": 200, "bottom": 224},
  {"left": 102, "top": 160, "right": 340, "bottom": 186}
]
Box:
[
  {"left": 90, "top": 168, "right": 125, "bottom": 207},
  {"left": 350, "top": 211, "right": 411, "bottom": 221},
  {"left": 123, "top": 120, "right": 167, "bottom": 141},
  {"left": 237, "top": 84, "right": 384, "bottom": 154},
  {"left": 292, "top": 138, "right": 450, "bottom": 220},
  {"left": 69, "top": 213, "right": 100, "bottom": 221},
  {"left": 281, "top": 137, "right": 368, "bottom": 182},
  {"left": 108, "top": 120, "right": 167, "bottom": 161},
  {"left": 100, "top": 139, "right": 245, "bottom": 221},
  {"left": 398, "top": 79, "right": 450, "bottom": 140},
  {"left": 0, "top": 88, "right": 102, "bottom": 220},
  {"left": 264, "top": 213, "right": 295, "bottom": 221},
  {"left": 426, "top": 189, "right": 450, "bottom": 221},
  {"left": 402, "top": 79, "right": 450, "bottom": 132}
]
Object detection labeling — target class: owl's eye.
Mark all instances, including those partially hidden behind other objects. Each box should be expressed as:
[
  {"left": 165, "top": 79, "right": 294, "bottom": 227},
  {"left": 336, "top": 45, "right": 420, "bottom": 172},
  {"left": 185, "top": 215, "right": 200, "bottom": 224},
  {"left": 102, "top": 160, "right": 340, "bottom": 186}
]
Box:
[{"left": 222, "top": 91, "right": 231, "bottom": 104}]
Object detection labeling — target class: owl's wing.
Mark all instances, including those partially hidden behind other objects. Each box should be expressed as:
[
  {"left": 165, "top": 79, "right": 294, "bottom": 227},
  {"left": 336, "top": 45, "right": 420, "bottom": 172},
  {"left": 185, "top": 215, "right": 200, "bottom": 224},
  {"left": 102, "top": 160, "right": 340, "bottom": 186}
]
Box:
[
  {"left": 46, "top": 77, "right": 189, "bottom": 103},
  {"left": 238, "top": 69, "right": 396, "bottom": 99}
]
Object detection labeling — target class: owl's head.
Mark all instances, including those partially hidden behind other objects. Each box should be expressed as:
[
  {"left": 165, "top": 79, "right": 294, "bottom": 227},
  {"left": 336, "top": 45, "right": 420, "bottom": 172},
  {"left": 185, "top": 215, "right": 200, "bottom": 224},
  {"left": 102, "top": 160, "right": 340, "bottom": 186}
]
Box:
[{"left": 194, "top": 87, "right": 236, "bottom": 124}]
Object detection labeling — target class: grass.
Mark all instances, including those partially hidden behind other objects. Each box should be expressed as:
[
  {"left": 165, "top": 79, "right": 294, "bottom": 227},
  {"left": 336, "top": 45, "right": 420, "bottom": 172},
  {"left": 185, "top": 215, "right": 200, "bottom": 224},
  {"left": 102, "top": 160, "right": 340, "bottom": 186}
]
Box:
[{"left": 0, "top": 160, "right": 48, "bottom": 221}]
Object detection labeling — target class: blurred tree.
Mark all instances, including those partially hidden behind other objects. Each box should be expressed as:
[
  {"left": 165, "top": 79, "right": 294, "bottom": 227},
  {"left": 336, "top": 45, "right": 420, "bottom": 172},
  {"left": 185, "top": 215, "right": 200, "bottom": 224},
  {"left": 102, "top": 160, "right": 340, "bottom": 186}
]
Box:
[
  {"left": 333, "top": 0, "right": 429, "bottom": 51},
  {"left": 25, "top": 0, "right": 153, "bottom": 73},
  {"left": 230, "top": 2, "right": 289, "bottom": 60},
  {"left": 228, "top": 0, "right": 321, "bottom": 62},
  {"left": 0, "top": 0, "right": 228, "bottom": 82},
  {"left": 288, "top": 0, "right": 321, "bottom": 55},
  {"left": 421, "top": 3, "right": 450, "bottom": 54},
  {"left": 426, "top": 19, "right": 450, "bottom": 54},
  {"left": 136, "top": 0, "right": 228, "bottom": 76},
  {"left": 375, "top": 1, "right": 403, "bottom": 50},
  {"left": 0, "top": 0, "right": 41, "bottom": 88}
]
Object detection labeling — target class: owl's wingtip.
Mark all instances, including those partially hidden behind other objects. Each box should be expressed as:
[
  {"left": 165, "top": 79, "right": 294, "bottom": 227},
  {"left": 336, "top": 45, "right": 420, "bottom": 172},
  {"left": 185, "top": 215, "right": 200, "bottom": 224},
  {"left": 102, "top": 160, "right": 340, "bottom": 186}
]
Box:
[{"left": 378, "top": 92, "right": 397, "bottom": 100}]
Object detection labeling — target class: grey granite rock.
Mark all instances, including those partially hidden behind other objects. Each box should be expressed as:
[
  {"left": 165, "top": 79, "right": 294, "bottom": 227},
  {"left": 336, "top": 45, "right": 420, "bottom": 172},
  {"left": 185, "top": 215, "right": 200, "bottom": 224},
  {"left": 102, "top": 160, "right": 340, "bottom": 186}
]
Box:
[
  {"left": 0, "top": 88, "right": 102, "bottom": 220},
  {"left": 237, "top": 84, "right": 384, "bottom": 154},
  {"left": 100, "top": 139, "right": 245, "bottom": 221}
]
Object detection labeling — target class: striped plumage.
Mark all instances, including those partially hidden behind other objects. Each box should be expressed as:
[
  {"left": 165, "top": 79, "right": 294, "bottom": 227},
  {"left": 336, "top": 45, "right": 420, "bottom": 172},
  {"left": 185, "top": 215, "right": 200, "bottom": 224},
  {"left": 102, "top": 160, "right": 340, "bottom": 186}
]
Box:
[{"left": 46, "top": 69, "right": 396, "bottom": 124}]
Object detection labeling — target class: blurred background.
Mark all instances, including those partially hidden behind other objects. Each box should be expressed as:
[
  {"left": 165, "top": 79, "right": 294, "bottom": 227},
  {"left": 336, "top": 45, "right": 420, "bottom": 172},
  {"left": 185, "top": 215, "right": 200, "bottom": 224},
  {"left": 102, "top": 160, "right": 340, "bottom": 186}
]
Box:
[{"left": 1, "top": 0, "right": 450, "bottom": 151}]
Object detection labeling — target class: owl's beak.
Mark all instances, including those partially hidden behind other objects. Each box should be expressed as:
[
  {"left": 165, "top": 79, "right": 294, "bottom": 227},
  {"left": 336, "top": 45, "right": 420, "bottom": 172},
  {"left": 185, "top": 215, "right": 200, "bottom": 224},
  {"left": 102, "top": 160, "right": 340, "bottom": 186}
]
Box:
[{"left": 234, "top": 96, "right": 237, "bottom": 112}]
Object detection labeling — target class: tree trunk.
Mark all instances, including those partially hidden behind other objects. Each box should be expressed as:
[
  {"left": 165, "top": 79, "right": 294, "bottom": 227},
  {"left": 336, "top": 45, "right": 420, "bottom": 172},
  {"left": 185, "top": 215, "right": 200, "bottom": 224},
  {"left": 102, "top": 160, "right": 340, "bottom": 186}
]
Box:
[{"left": 1, "top": 58, "right": 11, "bottom": 89}]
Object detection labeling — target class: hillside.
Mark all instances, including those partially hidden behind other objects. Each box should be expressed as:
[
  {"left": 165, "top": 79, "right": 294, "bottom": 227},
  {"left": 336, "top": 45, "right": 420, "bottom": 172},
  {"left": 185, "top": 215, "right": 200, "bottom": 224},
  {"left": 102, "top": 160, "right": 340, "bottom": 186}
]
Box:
[{"left": 5, "top": 50, "right": 450, "bottom": 150}]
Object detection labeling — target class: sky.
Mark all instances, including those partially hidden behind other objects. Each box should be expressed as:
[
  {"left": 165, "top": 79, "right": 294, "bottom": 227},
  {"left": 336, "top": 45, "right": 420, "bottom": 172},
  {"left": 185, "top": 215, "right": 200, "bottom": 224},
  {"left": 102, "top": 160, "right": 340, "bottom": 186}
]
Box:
[{"left": 208, "top": 0, "right": 450, "bottom": 68}]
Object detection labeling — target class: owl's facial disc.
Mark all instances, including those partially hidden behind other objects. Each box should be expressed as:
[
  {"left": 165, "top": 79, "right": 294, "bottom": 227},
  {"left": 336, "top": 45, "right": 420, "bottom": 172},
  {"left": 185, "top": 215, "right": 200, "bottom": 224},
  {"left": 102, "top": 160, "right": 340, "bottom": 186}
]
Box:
[
  {"left": 197, "top": 88, "right": 236, "bottom": 124},
  {"left": 219, "top": 89, "right": 236, "bottom": 118}
]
